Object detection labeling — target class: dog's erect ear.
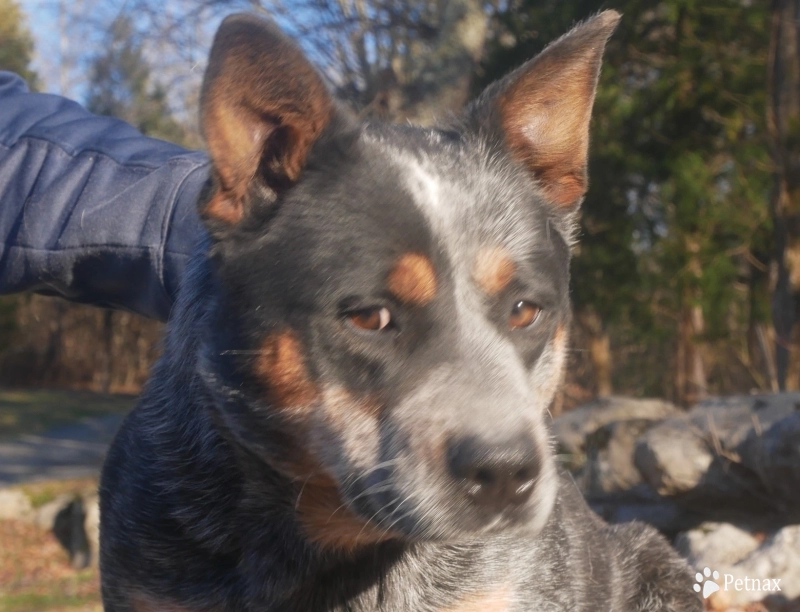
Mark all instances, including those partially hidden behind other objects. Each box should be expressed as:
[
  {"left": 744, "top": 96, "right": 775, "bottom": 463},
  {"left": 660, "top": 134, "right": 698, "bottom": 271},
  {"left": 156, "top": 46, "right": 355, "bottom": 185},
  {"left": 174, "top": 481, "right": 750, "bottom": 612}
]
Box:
[
  {"left": 200, "top": 14, "right": 334, "bottom": 226},
  {"left": 468, "top": 11, "right": 620, "bottom": 209}
]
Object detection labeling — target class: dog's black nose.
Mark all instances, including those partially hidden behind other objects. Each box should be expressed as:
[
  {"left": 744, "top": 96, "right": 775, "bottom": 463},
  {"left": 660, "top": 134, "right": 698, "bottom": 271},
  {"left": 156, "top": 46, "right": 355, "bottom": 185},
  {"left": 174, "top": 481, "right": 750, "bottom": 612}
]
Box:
[{"left": 447, "top": 435, "right": 539, "bottom": 511}]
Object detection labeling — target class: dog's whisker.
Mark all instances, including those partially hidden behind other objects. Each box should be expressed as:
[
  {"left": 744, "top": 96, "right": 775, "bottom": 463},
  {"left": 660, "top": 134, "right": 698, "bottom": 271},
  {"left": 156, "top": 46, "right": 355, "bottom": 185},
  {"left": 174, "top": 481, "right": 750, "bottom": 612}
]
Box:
[
  {"left": 294, "top": 472, "right": 314, "bottom": 511},
  {"left": 324, "top": 483, "right": 397, "bottom": 525}
]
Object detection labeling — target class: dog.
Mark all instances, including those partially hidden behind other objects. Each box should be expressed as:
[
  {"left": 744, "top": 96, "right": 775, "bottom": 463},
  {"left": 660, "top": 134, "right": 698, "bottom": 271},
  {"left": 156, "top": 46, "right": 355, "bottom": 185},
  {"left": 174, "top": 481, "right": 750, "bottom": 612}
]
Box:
[{"left": 99, "top": 10, "right": 703, "bottom": 611}]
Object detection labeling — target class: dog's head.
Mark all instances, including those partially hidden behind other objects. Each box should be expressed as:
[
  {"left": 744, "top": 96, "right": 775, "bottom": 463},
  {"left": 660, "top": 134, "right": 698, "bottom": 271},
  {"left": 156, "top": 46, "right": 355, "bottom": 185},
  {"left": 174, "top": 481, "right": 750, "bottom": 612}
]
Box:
[{"left": 197, "top": 12, "right": 618, "bottom": 552}]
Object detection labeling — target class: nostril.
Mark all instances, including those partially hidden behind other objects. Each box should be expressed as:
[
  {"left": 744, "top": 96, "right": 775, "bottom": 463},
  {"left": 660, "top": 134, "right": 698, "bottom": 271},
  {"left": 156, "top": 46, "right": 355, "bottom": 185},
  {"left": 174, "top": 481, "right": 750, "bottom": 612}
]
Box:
[{"left": 475, "top": 468, "right": 495, "bottom": 486}]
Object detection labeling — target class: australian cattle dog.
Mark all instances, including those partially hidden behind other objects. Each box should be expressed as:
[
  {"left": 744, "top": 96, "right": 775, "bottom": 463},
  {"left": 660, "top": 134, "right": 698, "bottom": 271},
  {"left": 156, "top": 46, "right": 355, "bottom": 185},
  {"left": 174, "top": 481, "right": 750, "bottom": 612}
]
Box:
[{"left": 99, "top": 10, "right": 703, "bottom": 611}]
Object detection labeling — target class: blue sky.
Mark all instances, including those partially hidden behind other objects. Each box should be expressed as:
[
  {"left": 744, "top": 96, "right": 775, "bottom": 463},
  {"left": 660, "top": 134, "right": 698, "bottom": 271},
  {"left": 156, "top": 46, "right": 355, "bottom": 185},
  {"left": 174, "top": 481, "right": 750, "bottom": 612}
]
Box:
[{"left": 18, "top": 0, "right": 60, "bottom": 91}]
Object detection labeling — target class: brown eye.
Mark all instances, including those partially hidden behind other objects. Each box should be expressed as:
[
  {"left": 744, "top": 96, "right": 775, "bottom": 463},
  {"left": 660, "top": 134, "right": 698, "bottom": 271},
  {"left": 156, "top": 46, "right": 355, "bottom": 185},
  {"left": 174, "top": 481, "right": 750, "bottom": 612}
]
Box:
[
  {"left": 348, "top": 307, "right": 392, "bottom": 331},
  {"left": 509, "top": 300, "right": 541, "bottom": 329}
]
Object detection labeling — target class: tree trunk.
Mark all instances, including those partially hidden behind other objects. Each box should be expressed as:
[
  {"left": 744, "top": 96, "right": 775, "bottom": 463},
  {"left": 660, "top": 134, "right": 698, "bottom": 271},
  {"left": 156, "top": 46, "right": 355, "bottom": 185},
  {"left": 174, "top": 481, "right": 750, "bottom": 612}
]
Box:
[
  {"left": 767, "top": 0, "right": 800, "bottom": 390},
  {"left": 578, "top": 309, "right": 613, "bottom": 398},
  {"left": 676, "top": 301, "right": 708, "bottom": 405},
  {"left": 99, "top": 309, "right": 114, "bottom": 394}
]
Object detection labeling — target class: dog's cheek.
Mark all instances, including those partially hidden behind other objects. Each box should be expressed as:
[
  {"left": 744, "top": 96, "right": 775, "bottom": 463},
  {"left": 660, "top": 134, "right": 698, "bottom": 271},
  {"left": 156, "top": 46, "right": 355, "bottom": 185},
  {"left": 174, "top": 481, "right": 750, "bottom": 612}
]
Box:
[
  {"left": 296, "top": 388, "right": 397, "bottom": 554},
  {"left": 311, "top": 386, "right": 382, "bottom": 471},
  {"left": 438, "top": 585, "right": 514, "bottom": 612},
  {"left": 250, "top": 329, "right": 329, "bottom": 478},
  {"left": 523, "top": 324, "right": 566, "bottom": 533},
  {"left": 253, "top": 330, "right": 319, "bottom": 418},
  {"left": 529, "top": 322, "right": 568, "bottom": 409},
  {"left": 293, "top": 471, "right": 396, "bottom": 554}
]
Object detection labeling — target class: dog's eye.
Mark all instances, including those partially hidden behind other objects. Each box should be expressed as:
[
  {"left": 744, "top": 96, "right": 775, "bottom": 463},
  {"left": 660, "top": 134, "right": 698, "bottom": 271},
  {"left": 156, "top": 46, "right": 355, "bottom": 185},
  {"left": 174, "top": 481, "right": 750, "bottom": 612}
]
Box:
[
  {"left": 347, "top": 307, "right": 392, "bottom": 331},
  {"left": 509, "top": 300, "right": 541, "bottom": 329}
]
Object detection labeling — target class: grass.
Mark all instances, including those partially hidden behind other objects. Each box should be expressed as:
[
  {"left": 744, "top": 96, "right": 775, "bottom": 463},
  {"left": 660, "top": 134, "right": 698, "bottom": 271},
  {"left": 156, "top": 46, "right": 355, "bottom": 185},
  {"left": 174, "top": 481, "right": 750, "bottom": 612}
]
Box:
[
  {"left": 18, "top": 479, "right": 99, "bottom": 509},
  {"left": 0, "top": 389, "right": 135, "bottom": 441}
]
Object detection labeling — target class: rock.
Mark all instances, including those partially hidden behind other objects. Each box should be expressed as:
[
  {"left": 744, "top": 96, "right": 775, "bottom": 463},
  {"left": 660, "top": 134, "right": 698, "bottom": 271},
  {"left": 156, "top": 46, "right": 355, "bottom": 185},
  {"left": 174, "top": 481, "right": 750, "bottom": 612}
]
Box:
[
  {"left": 0, "top": 487, "right": 32, "bottom": 520},
  {"left": 739, "top": 412, "right": 800, "bottom": 513},
  {"left": 731, "top": 525, "right": 800, "bottom": 604},
  {"left": 84, "top": 494, "right": 100, "bottom": 567},
  {"left": 552, "top": 396, "right": 679, "bottom": 458},
  {"left": 32, "top": 493, "right": 75, "bottom": 529},
  {"left": 634, "top": 419, "right": 714, "bottom": 496},
  {"left": 581, "top": 418, "right": 656, "bottom": 495},
  {"left": 590, "top": 494, "right": 699, "bottom": 533},
  {"left": 634, "top": 393, "right": 800, "bottom": 505},
  {"left": 675, "top": 522, "right": 761, "bottom": 569},
  {"left": 689, "top": 393, "right": 800, "bottom": 450}
]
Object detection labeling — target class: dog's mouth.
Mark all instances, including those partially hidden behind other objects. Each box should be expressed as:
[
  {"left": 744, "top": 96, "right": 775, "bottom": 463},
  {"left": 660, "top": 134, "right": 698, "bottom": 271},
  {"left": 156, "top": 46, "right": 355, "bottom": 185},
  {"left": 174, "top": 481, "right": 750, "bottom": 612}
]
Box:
[{"left": 331, "top": 457, "right": 557, "bottom": 543}]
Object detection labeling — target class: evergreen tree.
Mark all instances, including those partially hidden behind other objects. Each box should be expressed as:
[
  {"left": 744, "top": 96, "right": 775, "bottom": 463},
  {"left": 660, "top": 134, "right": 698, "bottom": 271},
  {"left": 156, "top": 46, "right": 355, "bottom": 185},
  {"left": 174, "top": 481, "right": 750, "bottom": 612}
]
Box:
[
  {"left": 0, "top": 0, "right": 39, "bottom": 344},
  {"left": 86, "top": 15, "right": 188, "bottom": 144},
  {"left": 0, "top": 0, "right": 38, "bottom": 86}
]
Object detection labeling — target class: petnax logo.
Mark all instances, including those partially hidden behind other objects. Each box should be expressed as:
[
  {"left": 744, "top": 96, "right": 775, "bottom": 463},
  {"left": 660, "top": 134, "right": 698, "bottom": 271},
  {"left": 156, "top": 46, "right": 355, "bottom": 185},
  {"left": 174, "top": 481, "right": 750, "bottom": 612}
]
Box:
[{"left": 693, "top": 566, "right": 781, "bottom": 600}]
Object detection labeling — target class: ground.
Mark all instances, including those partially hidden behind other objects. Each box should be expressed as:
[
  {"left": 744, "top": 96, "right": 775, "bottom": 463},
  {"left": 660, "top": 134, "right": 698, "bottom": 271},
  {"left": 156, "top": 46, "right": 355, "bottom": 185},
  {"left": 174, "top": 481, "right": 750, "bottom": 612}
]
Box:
[
  {"left": 0, "top": 513, "right": 100, "bottom": 612},
  {"left": 0, "top": 390, "right": 133, "bottom": 441},
  {"left": 0, "top": 390, "right": 129, "bottom": 611}
]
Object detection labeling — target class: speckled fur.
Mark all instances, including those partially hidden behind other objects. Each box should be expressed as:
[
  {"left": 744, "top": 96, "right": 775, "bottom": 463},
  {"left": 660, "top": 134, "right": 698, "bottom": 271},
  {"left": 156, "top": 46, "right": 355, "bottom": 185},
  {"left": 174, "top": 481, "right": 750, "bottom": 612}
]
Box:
[{"left": 99, "top": 12, "right": 702, "bottom": 612}]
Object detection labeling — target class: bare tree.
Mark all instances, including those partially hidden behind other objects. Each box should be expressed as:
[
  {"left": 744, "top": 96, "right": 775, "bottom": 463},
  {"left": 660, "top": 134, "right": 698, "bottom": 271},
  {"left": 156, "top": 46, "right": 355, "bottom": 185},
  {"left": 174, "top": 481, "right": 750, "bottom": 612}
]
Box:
[
  {"left": 119, "top": 0, "right": 497, "bottom": 123},
  {"left": 767, "top": 0, "right": 800, "bottom": 390}
]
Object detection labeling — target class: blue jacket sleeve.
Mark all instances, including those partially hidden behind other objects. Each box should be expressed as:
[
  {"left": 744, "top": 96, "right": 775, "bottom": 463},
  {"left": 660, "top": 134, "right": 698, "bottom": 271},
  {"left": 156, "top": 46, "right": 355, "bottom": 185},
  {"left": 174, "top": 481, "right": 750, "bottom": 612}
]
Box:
[{"left": 0, "top": 71, "right": 210, "bottom": 322}]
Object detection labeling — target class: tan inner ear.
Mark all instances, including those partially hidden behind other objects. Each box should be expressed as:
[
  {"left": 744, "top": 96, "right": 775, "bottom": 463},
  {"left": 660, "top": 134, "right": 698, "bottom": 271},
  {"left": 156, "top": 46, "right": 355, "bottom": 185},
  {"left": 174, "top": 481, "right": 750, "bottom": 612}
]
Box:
[
  {"left": 501, "top": 58, "right": 597, "bottom": 208},
  {"left": 200, "top": 15, "right": 334, "bottom": 226},
  {"left": 496, "top": 11, "right": 619, "bottom": 208}
]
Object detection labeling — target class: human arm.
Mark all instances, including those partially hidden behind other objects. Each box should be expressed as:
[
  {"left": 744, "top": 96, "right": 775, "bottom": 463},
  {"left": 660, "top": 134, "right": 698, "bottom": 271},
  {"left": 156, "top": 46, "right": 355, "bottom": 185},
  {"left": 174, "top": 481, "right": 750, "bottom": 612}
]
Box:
[{"left": 0, "top": 71, "right": 209, "bottom": 321}]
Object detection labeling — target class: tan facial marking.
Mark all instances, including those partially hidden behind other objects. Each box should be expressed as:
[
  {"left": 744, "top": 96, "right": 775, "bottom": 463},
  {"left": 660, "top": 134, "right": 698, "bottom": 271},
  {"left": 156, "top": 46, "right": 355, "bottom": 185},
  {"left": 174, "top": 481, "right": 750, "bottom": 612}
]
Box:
[
  {"left": 474, "top": 247, "right": 516, "bottom": 295},
  {"left": 388, "top": 253, "right": 438, "bottom": 305},
  {"left": 440, "top": 585, "right": 513, "bottom": 612},
  {"left": 295, "top": 471, "right": 397, "bottom": 554},
  {"left": 255, "top": 331, "right": 317, "bottom": 412},
  {"left": 323, "top": 386, "right": 382, "bottom": 420},
  {"left": 553, "top": 322, "right": 568, "bottom": 349}
]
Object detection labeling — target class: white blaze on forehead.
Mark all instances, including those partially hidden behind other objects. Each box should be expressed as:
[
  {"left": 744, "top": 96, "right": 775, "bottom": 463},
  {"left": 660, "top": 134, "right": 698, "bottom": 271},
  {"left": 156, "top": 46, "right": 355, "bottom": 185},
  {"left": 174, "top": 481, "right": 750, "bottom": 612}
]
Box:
[
  {"left": 378, "top": 143, "right": 549, "bottom": 406},
  {"left": 363, "top": 132, "right": 566, "bottom": 407},
  {"left": 382, "top": 144, "right": 538, "bottom": 259},
  {"left": 406, "top": 158, "right": 443, "bottom": 214}
]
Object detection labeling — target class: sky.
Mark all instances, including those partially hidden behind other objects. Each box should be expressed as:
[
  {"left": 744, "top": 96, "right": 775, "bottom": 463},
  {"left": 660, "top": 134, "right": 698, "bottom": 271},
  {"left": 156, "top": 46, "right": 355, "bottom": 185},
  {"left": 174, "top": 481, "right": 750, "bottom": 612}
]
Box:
[
  {"left": 18, "top": 0, "right": 61, "bottom": 93},
  {"left": 15, "top": 0, "right": 220, "bottom": 112}
]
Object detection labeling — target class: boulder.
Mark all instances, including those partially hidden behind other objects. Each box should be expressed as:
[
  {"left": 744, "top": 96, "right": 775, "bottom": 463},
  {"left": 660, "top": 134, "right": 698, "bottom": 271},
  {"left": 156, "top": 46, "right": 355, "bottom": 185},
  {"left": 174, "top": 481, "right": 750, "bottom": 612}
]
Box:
[
  {"left": 739, "top": 412, "right": 800, "bottom": 513},
  {"left": 0, "top": 487, "right": 32, "bottom": 520},
  {"left": 53, "top": 496, "right": 91, "bottom": 569},
  {"left": 32, "top": 493, "right": 75, "bottom": 529},
  {"left": 84, "top": 494, "right": 100, "bottom": 567},
  {"left": 675, "top": 522, "right": 761, "bottom": 569},
  {"left": 634, "top": 419, "right": 713, "bottom": 496},
  {"left": 552, "top": 396, "right": 679, "bottom": 459},
  {"left": 733, "top": 525, "right": 800, "bottom": 603},
  {"left": 581, "top": 418, "right": 655, "bottom": 496},
  {"left": 634, "top": 393, "right": 800, "bottom": 506}
]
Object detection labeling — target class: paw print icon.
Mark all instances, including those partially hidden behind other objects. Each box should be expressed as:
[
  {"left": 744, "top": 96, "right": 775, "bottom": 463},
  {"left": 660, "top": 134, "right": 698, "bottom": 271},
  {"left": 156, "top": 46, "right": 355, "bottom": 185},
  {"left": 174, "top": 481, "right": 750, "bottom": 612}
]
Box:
[{"left": 694, "top": 567, "right": 720, "bottom": 599}]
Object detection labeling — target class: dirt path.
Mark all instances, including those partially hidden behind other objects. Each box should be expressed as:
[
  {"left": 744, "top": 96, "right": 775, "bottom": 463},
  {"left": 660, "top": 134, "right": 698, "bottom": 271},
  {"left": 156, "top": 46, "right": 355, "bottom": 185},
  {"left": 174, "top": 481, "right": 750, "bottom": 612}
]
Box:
[
  {"left": 0, "top": 390, "right": 133, "bottom": 486},
  {"left": 0, "top": 414, "right": 125, "bottom": 485}
]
